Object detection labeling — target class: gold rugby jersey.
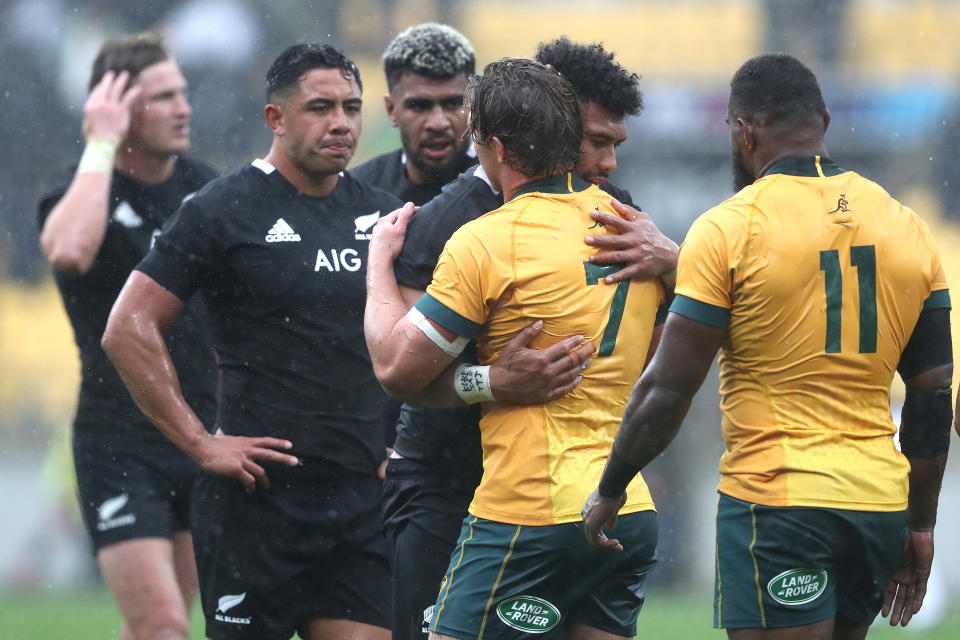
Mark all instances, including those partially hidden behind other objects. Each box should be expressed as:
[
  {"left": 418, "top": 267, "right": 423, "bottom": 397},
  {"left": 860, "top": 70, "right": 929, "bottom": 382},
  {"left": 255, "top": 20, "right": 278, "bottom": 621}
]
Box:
[
  {"left": 415, "top": 173, "right": 666, "bottom": 525},
  {"left": 673, "top": 156, "right": 950, "bottom": 511}
]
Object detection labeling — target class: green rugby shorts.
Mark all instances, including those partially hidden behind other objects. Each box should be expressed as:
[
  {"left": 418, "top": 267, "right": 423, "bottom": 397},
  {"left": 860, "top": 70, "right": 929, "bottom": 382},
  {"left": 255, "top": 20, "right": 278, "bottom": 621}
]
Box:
[
  {"left": 429, "top": 511, "right": 657, "bottom": 639},
  {"left": 714, "top": 493, "right": 907, "bottom": 630}
]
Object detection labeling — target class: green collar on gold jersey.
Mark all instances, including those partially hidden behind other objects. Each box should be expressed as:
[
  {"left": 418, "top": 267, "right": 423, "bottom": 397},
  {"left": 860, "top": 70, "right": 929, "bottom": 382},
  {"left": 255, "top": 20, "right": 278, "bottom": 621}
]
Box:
[
  {"left": 763, "top": 156, "right": 845, "bottom": 178},
  {"left": 511, "top": 172, "right": 592, "bottom": 200}
]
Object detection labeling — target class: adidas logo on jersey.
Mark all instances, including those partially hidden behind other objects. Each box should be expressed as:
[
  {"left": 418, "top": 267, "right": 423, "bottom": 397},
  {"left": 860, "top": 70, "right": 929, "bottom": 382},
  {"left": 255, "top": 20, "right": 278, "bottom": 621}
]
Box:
[{"left": 266, "top": 218, "right": 301, "bottom": 242}]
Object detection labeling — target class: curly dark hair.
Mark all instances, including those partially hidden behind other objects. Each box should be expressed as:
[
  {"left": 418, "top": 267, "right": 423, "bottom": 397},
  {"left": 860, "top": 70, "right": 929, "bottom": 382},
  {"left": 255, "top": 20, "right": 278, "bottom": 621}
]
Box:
[
  {"left": 534, "top": 37, "right": 642, "bottom": 118},
  {"left": 382, "top": 23, "right": 475, "bottom": 90},
  {"left": 729, "top": 54, "right": 826, "bottom": 130},
  {"left": 89, "top": 32, "right": 168, "bottom": 92},
  {"left": 468, "top": 57, "right": 581, "bottom": 178},
  {"left": 266, "top": 43, "right": 361, "bottom": 103}
]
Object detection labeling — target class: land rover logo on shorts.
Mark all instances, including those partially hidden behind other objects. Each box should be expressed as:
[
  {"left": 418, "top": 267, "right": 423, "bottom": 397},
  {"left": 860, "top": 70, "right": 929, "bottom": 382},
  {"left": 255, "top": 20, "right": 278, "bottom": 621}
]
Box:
[
  {"left": 767, "top": 569, "right": 828, "bottom": 605},
  {"left": 496, "top": 595, "right": 561, "bottom": 633}
]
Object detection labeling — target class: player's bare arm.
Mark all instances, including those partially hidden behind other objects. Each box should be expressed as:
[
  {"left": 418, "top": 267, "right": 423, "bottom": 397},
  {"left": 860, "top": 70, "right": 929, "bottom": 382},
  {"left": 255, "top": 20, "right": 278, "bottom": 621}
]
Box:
[
  {"left": 582, "top": 313, "right": 723, "bottom": 550},
  {"left": 102, "top": 271, "right": 298, "bottom": 492},
  {"left": 366, "top": 202, "right": 457, "bottom": 397},
  {"left": 585, "top": 199, "right": 678, "bottom": 288},
  {"left": 368, "top": 204, "right": 595, "bottom": 405},
  {"left": 40, "top": 71, "right": 141, "bottom": 275},
  {"left": 882, "top": 307, "right": 953, "bottom": 627}
]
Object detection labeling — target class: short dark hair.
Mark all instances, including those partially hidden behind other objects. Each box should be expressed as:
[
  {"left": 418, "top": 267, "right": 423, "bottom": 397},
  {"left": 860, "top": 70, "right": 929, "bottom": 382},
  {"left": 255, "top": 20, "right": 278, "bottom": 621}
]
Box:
[
  {"left": 266, "top": 43, "right": 362, "bottom": 103},
  {"left": 89, "top": 33, "right": 168, "bottom": 92},
  {"left": 535, "top": 37, "right": 643, "bottom": 118},
  {"left": 729, "top": 54, "right": 826, "bottom": 130},
  {"left": 382, "top": 23, "right": 475, "bottom": 91},
  {"left": 468, "top": 58, "right": 581, "bottom": 178}
]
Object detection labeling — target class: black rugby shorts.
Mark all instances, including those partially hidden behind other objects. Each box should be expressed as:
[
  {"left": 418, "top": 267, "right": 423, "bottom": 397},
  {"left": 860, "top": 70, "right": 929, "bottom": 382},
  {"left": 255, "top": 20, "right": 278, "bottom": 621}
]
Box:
[
  {"left": 194, "top": 466, "right": 391, "bottom": 640},
  {"left": 73, "top": 425, "right": 198, "bottom": 551}
]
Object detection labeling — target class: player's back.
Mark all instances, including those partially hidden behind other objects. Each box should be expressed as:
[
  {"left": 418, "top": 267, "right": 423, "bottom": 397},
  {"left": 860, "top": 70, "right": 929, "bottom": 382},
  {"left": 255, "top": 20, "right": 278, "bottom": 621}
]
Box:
[
  {"left": 428, "top": 173, "right": 664, "bottom": 525},
  {"left": 683, "top": 157, "right": 948, "bottom": 509}
]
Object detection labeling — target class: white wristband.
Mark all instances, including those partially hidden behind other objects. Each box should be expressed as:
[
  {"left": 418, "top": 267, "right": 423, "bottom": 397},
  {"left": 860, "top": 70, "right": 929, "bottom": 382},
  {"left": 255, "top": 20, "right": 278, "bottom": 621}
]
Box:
[
  {"left": 77, "top": 137, "right": 118, "bottom": 175},
  {"left": 454, "top": 364, "right": 495, "bottom": 404}
]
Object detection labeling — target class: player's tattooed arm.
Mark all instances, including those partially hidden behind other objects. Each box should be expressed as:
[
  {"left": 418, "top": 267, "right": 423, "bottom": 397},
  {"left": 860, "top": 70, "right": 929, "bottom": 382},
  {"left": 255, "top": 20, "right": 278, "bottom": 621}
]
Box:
[
  {"left": 583, "top": 314, "right": 722, "bottom": 550},
  {"left": 103, "top": 272, "right": 298, "bottom": 493},
  {"left": 584, "top": 199, "right": 679, "bottom": 290},
  {"left": 40, "top": 71, "right": 142, "bottom": 275}
]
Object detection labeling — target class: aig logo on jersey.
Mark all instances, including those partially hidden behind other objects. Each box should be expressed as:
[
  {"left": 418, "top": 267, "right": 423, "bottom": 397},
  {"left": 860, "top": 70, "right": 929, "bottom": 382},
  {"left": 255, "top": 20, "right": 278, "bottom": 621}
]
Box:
[
  {"left": 265, "top": 218, "right": 301, "bottom": 242},
  {"left": 354, "top": 211, "right": 380, "bottom": 240},
  {"left": 215, "top": 592, "right": 252, "bottom": 625}
]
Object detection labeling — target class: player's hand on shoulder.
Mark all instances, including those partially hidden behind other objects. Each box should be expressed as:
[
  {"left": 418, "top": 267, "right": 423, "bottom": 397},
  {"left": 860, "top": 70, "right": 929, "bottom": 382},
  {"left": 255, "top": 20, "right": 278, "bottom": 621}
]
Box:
[
  {"left": 881, "top": 528, "right": 934, "bottom": 627},
  {"left": 581, "top": 488, "right": 627, "bottom": 552},
  {"left": 369, "top": 202, "right": 417, "bottom": 264},
  {"left": 82, "top": 70, "right": 142, "bottom": 144},
  {"left": 585, "top": 199, "right": 678, "bottom": 284},
  {"left": 490, "top": 320, "right": 595, "bottom": 405},
  {"left": 194, "top": 432, "right": 299, "bottom": 493}
]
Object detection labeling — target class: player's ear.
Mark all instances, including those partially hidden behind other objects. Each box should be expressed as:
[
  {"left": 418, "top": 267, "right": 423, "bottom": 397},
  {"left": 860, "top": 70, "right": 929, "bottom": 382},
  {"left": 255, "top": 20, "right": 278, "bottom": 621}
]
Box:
[
  {"left": 384, "top": 93, "right": 398, "bottom": 126},
  {"left": 736, "top": 117, "right": 755, "bottom": 152},
  {"left": 492, "top": 136, "right": 507, "bottom": 163},
  {"left": 264, "top": 102, "right": 285, "bottom": 136},
  {"left": 822, "top": 108, "right": 831, "bottom": 134}
]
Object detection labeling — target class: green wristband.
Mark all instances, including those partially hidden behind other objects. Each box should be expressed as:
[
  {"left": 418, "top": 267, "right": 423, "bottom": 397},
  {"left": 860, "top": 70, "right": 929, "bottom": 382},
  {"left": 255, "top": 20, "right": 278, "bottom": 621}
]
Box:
[{"left": 77, "top": 138, "right": 118, "bottom": 175}]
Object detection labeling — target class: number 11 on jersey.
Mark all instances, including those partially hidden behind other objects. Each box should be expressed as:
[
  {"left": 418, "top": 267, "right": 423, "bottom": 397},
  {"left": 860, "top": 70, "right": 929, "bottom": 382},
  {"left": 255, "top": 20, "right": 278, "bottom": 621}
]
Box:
[{"left": 819, "top": 244, "right": 877, "bottom": 354}]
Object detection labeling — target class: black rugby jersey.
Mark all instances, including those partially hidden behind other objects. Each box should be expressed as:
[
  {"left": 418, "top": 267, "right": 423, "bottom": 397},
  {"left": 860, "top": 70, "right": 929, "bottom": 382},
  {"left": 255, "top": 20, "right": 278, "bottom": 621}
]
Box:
[
  {"left": 351, "top": 148, "right": 478, "bottom": 206},
  {"left": 392, "top": 166, "right": 638, "bottom": 477},
  {"left": 37, "top": 157, "right": 218, "bottom": 440},
  {"left": 137, "top": 159, "right": 402, "bottom": 474}
]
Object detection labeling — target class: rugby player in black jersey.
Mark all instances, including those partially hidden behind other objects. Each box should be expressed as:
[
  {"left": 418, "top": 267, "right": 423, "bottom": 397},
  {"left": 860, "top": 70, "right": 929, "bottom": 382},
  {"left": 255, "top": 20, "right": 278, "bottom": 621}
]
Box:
[
  {"left": 100, "top": 42, "right": 590, "bottom": 640},
  {"left": 351, "top": 23, "right": 476, "bottom": 206},
  {"left": 37, "top": 34, "right": 216, "bottom": 640},
  {"left": 378, "top": 38, "right": 679, "bottom": 640}
]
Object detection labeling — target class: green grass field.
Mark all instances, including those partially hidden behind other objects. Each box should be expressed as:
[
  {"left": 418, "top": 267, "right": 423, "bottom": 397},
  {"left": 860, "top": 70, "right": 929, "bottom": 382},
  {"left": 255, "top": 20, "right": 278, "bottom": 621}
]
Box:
[{"left": 0, "top": 588, "right": 957, "bottom": 639}]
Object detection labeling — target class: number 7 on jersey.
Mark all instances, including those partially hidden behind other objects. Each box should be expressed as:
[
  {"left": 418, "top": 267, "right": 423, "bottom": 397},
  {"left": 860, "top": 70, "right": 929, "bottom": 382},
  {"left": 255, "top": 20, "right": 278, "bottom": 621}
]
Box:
[{"left": 583, "top": 262, "right": 630, "bottom": 357}]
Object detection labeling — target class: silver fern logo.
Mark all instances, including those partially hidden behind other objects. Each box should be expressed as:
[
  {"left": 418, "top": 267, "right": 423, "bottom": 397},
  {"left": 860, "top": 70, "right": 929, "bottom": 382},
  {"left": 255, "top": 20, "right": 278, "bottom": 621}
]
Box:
[
  {"left": 96, "top": 494, "right": 135, "bottom": 531},
  {"left": 215, "top": 592, "right": 252, "bottom": 625}
]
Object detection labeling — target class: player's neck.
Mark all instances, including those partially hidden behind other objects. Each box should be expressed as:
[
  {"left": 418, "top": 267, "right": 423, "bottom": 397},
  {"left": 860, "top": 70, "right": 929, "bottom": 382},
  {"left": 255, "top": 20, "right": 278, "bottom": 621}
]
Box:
[
  {"left": 499, "top": 167, "right": 552, "bottom": 203},
  {"left": 265, "top": 144, "right": 339, "bottom": 198},
  {"left": 114, "top": 146, "right": 176, "bottom": 185},
  {"left": 754, "top": 141, "right": 829, "bottom": 180}
]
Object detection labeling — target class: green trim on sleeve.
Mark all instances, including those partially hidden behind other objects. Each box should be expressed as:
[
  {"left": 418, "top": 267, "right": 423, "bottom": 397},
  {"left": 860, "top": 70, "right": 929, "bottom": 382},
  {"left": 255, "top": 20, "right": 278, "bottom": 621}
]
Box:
[
  {"left": 923, "top": 289, "right": 952, "bottom": 310},
  {"left": 669, "top": 295, "right": 730, "bottom": 328},
  {"left": 414, "top": 294, "right": 482, "bottom": 338}
]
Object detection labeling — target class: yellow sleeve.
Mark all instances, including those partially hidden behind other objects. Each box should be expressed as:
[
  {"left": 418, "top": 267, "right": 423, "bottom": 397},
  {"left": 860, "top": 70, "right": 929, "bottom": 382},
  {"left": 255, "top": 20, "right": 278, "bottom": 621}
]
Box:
[
  {"left": 675, "top": 211, "right": 734, "bottom": 310},
  {"left": 420, "top": 221, "right": 514, "bottom": 337}
]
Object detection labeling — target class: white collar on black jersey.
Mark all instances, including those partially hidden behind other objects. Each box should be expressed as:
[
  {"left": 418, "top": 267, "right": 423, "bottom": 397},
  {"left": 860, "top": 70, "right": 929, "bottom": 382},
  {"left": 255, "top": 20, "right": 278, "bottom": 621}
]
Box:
[
  {"left": 252, "top": 158, "right": 276, "bottom": 174},
  {"left": 472, "top": 164, "right": 500, "bottom": 196}
]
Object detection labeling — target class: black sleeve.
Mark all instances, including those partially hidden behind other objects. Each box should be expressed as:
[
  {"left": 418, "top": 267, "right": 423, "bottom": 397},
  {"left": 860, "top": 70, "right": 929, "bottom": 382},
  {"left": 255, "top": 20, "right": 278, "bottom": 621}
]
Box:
[
  {"left": 135, "top": 198, "right": 220, "bottom": 302},
  {"left": 599, "top": 182, "right": 637, "bottom": 209},
  {"left": 394, "top": 205, "right": 450, "bottom": 291},
  {"left": 897, "top": 307, "right": 953, "bottom": 458},
  {"left": 36, "top": 166, "right": 80, "bottom": 228},
  {"left": 897, "top": 308, "right": 952, "bottom": 380}
]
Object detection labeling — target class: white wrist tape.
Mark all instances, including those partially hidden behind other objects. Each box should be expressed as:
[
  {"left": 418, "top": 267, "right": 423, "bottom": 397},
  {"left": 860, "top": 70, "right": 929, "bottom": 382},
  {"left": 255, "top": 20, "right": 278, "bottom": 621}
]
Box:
[
  {"left": 407, "top": 307, "right": 468, "bottom": 358},
  {"left": 77, "top": 137, "right": 118, "bottom": 175},
  {"left": 454, "top": 364, "right": 495, "bottom": 404}
]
